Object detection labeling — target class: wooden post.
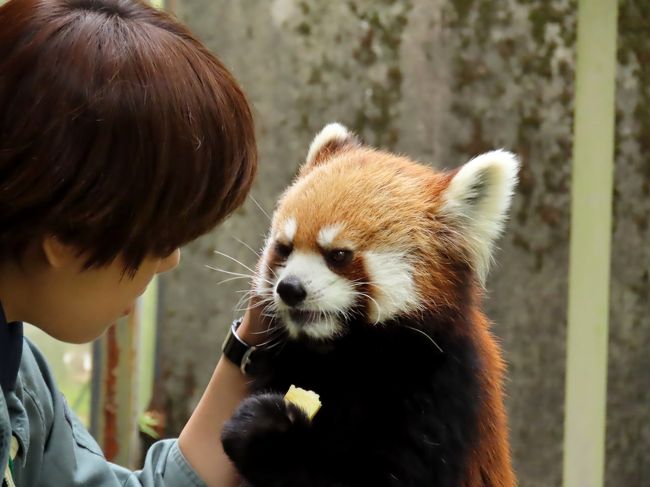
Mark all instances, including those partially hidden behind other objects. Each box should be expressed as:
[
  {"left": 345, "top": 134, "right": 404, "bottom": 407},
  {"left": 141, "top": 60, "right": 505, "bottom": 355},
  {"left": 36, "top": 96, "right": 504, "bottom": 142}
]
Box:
[{"left": 90, "top": 277, "right": 160, "bottom": 468}]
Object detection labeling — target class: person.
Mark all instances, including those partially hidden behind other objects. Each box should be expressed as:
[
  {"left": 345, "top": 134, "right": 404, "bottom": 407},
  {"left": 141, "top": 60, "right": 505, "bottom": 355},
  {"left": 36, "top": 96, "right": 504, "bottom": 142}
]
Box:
[{"left": 0, "top": 0, "right": 268, "bottom": 485}]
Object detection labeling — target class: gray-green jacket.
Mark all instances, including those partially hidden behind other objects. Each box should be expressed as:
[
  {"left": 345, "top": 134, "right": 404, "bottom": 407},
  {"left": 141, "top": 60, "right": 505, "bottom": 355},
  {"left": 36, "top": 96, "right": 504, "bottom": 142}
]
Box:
[{"left": 0, "top": 322, "right": 207, "bottom": 487}]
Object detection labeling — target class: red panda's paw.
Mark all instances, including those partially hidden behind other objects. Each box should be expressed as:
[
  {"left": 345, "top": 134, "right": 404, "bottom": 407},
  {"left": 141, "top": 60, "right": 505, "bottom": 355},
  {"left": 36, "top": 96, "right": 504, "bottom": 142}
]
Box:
[{"left": 221, "top": 392, "right": 311, "bottom": 483}]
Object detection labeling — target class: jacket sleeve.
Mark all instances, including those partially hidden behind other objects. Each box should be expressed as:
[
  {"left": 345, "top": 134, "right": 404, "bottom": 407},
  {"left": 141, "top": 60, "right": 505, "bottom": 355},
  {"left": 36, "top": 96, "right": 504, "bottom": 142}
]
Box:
[
  {"left": 57, "top": 400, "right": 206, "bottom": 487},
  {"left": 20, "top": 339, "right": 207, "bottom": 487}
]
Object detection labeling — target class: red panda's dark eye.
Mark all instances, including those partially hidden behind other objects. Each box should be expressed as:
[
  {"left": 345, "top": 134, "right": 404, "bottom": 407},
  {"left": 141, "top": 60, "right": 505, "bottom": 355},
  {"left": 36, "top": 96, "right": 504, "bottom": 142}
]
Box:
[
  {"left": 326, "top": 249, "right": 353, "bottom": 267},
  {"left": 275, "top": 242, "right": 293, "bottom": 258}
]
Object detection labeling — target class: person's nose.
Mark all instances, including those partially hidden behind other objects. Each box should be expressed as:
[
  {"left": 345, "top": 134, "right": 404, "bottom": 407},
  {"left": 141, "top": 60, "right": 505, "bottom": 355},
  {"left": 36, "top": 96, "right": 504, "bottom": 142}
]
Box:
[{"left": 157, "top": 248, "right": 181, "bottom": 274}]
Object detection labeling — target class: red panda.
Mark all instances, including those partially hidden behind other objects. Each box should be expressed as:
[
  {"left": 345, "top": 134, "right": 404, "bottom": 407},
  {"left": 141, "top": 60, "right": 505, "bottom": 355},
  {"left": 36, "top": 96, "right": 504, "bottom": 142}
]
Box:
[{"left": 222, "top": 123, "right": 518, "bottom": 487}]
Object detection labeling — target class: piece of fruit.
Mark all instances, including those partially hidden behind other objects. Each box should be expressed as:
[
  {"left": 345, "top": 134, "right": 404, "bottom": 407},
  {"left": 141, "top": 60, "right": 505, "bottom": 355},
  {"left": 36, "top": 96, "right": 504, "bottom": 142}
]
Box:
[{"left": 284, "top": 385, "right": 321, "bottom": 421}]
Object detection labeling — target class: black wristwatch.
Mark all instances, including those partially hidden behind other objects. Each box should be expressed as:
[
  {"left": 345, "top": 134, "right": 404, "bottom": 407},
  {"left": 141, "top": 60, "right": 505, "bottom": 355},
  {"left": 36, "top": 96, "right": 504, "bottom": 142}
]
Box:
[{"left": 222, "top": 318, "right": 264, "bottom": 375}]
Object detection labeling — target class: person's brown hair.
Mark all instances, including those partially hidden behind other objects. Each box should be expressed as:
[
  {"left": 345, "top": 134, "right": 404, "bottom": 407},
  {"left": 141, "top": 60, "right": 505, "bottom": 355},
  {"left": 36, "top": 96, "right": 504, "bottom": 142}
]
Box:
[{"left": 0, "top": 0, "right": 257, "bottom": 271}]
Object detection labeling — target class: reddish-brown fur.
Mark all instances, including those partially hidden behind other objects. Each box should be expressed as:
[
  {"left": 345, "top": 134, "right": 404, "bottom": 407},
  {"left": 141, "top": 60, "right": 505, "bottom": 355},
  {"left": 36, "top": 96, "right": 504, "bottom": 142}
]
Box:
[
  {"left": 270, "top": 145, "right": 516, "bottom": 486},
  {"left": 458, "top": 307, "right": 515, "bottom": 487}
]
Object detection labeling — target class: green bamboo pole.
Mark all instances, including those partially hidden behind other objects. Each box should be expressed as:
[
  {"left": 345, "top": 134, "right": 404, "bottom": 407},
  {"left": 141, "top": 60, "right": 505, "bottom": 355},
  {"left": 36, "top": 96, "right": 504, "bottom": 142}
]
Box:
[
  {"left": 138, "top": 277, "right": 158, "bottom": 424},
  {"left": 563, "top": 1, "right": 618, "bottom": 486}
]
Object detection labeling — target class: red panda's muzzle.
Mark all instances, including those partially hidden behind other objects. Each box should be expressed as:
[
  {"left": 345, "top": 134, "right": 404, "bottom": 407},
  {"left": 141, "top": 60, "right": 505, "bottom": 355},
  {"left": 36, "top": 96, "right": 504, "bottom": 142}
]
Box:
[
  {"left": 276, "top": 276, "right": 307, "bottom": 307},
  {"left": 288, "top": 309, "right": 330, "bottom": 326}
]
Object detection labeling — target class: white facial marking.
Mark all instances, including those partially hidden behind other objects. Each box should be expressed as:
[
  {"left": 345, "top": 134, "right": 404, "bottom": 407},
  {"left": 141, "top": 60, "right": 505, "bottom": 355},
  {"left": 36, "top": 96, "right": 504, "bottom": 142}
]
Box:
[
  {"left": 317, "top": 224, "right": 343, "bottom": 249},
  {"left": 363, "top": 251, "right": 420, "bottom": 323},
  {"left": 275, "top": 251, "right": 355, "bottom": 340},
  {"left": 282, "top": 217, "right": 297, "bottom": 242}
]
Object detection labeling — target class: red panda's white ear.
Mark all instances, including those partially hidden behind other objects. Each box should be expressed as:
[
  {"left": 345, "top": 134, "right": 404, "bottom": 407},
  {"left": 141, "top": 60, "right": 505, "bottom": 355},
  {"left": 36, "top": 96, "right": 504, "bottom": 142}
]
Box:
[
  {"left": 441, "top": 150, "right": 520, "bottom": 285},
  {"left": 302, "top": 123, "right": 360, "bottom": 174}
]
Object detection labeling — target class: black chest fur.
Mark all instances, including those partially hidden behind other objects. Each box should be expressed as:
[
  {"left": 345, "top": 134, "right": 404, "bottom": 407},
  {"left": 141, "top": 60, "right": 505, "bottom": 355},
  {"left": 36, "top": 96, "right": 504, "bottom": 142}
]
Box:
[{"left": 249, "top": 317, "right": 484, "bottom": 486}]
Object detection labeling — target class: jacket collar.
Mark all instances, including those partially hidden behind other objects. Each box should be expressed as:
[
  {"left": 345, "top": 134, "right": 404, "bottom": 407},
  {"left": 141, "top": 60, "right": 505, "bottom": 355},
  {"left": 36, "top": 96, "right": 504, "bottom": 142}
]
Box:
[
  {"left": 0, "top": 391, "right": 9, "bottom": 477},
  {"left": 0, "top": 302, "right": 23, "bottom": 392}
]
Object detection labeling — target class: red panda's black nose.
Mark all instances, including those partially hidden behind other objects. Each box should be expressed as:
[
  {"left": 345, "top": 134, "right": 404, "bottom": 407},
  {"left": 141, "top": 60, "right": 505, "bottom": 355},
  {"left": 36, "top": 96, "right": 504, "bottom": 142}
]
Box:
[{"left": 276, "top": 276, "right": 307, "bottom": 307}]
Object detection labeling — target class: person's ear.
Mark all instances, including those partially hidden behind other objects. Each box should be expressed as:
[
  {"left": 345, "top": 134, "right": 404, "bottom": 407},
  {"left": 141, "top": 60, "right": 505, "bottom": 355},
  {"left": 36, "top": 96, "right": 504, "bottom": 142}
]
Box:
[{"left": 42, "top": 236, "right": 79, "bottom": 269}]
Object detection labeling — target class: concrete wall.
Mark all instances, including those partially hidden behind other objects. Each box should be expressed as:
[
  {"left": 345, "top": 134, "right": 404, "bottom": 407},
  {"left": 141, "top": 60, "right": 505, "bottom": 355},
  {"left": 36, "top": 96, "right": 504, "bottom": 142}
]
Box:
[
  {"left": 607, "top": 0, "right": 650, "bottom": 483},
  {"left": 157, "top": 1, "right": 649, "bottom": 485}
]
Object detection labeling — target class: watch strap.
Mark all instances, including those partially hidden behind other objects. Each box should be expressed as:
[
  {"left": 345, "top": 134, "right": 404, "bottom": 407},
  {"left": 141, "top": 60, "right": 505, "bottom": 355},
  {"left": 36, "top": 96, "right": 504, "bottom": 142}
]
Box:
[{"left": 222, "top": 318, "right": 259, "bottom": 375}]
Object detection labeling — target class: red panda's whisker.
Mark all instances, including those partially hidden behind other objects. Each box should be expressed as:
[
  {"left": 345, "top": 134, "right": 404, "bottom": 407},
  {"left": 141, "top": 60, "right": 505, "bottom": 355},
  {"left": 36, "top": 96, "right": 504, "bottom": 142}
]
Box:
[
  {"left": 353, "top": 283, "right": 399, "bottom": 310},
  {"left": 213, "top": 250, "right": 260, "bottom": 277},
  {"left": 354, "top": 291, "right": 383, "bottom": 325},
  {"left": 261, "top": 264, "right": 278, "bottom": 280},
  {"left": 260, "top": 262, "right": 279, "bottom": 280},
  {"left": 256, "top": 331, "right": 288, "bottom": 350},
  {"left": 205, "top": 265, "right": 251, "bottom": 278},
  {"left": 350, "top": 278, "right": 384, "bottom": 288},
  {"left": 214, "top": 276, "right": 255, "bottom": 286},
  {"left": 235, "top": 291, "right": 274, "bottom": 309},
  {"left": 223, "top": 281, "right": 274, "bottom": 320},
  {"left": 235, "top": 287, "right": 272, "bottom": 299},
  {"left": 249, "top": 327, "right": 285, "bottom": 342},
  {"left": 260, "top": 338, "right": 285, "bottom": 350},
  {"left": 262, "top": 300, "right": 278, "bottom": 314},
  {"left": 403, "top": 325, "right": 444, "bottom": 353},
  {"left": 234, "top": 291, "right": 267, "bottom": 316},
  {"left": 310, "top": 277, "right": 344, "bottom": 293},
  {"left": 235, "top": 290, "right": 273, "bottom": 304},
  {"left": 248, "top": 325, "right": 284, "bottom": 336},
  {"left": 235, "top": 298, "right": 275, "bottom": 313},
  {"left": 232, "top": 236, "right": 261, "bottom": 258},
  {"left": 230, "top": 237, "right": 279, "bottom": 280},
  {"left": 249, "top": 195, "right": 272, "bottom": 221},
  {"left": 334, "top": 306, "right": 353, "bottom": 323},
  {"left": 206, "top": 265, "right": 275, "bottom": 287}
]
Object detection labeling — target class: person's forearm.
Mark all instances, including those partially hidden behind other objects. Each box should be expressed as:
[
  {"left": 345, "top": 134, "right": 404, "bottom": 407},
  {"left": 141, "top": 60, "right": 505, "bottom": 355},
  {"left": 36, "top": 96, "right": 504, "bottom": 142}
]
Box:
[
  {"left": 177, "top": 314, "right": 260, "bottom": 487},
  {"left": 178, "top": 356, "right": 248, "bottom": 487}
]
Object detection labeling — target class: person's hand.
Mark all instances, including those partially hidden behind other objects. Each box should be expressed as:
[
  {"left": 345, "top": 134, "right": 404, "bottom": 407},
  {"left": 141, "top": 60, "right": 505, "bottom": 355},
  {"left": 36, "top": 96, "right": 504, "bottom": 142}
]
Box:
[{"left": 238, "top": 292, "right": 275, "bottom": 346}]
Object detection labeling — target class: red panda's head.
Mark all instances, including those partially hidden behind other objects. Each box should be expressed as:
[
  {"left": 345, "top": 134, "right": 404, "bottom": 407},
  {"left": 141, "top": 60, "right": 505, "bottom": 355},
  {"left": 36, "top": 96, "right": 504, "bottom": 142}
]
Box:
[{"left": 255, "top": 123, "right": 519, "bottom": 341}]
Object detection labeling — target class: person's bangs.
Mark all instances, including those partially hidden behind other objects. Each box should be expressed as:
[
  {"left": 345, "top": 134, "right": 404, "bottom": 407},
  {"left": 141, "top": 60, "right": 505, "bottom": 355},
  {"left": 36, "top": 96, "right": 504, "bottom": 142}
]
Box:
[{"left": 99, "top": 22, "right": 257, "bottom": 270}]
